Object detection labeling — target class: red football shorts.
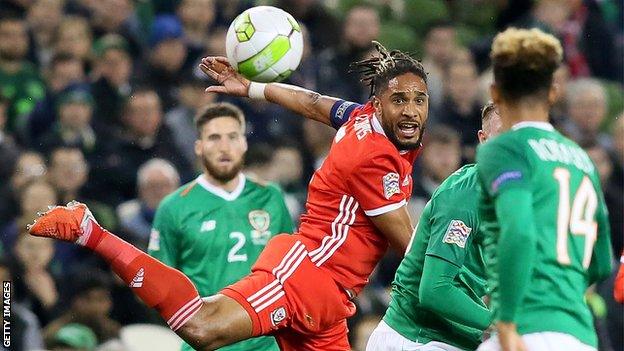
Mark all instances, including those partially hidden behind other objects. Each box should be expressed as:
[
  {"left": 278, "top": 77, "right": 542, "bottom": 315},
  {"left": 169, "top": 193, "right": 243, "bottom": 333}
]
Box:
[{"left": 221, "top": 234, "right": 357, "bottom": 351}]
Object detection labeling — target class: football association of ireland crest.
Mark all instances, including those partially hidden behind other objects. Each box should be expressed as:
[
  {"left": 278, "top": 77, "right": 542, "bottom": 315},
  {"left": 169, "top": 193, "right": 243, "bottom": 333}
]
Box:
[{"left": 249, "top": 210, "right": 271, "bottom": 245}]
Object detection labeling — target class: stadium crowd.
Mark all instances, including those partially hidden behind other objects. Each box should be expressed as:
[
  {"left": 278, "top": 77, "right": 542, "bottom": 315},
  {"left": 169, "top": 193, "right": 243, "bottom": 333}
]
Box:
[{"left": 0, "top": 0, "right": 622, "bottom": 350}]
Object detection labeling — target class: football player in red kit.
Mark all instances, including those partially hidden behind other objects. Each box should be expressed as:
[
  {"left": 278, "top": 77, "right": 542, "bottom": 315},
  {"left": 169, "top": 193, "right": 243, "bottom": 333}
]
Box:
[{"left": 28, "top": 43, "right": 429, "bottom": 351}]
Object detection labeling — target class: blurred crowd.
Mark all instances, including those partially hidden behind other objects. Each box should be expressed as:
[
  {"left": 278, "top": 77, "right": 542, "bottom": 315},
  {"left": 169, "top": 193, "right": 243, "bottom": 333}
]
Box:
[{"left": 0, "top": 0, "right": 621, "bottom": 350}]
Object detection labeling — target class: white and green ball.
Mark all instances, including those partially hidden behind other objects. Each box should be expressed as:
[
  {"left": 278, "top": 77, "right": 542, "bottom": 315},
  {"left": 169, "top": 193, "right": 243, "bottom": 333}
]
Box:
[{"left": 226, "top": 6, "right": 304, "bottom": 83}]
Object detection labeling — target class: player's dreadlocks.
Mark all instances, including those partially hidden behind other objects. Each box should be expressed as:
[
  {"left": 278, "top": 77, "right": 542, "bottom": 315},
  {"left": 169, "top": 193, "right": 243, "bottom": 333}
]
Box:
[{"left": 350, "top": 41, "right": 427, "bottom": 97}]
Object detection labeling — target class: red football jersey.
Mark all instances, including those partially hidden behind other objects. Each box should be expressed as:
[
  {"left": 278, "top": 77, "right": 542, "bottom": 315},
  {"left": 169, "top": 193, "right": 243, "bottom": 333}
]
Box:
[{"left": 298, "top": 101, "right": 419, "bottom": 294}]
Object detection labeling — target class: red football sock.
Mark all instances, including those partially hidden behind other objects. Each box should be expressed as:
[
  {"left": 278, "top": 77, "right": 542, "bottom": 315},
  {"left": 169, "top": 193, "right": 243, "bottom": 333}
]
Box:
[{"left": 84, "top": 224, "right": 202, "bottom": 331}]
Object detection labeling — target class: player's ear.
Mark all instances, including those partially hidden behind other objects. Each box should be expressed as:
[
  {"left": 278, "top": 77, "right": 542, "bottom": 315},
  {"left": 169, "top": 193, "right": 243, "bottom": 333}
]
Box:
[
  {"left": 548, "top": 82, "right": 560, "bottom": 106},
  {"left": 372, "top": 97, "right": 381, "bottom": 115},
  {"left": 194, "top": 140, "right": 202, "bottom": 157}
]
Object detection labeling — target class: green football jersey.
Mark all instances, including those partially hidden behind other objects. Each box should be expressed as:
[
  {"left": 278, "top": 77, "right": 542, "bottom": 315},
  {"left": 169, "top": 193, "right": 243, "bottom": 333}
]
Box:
[
  {"left": 476, "top": 122, "right": 612, "bottom": 347},
  {"left": 149, "top": 174, "right": 293, "bottom": 351},
  {"left": 384, "top": 164, "right": 488, "bottom": 350}
]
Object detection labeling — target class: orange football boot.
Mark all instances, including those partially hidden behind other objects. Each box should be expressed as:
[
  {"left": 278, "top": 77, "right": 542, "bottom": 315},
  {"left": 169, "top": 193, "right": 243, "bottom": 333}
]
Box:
[{"left": 28, "top": 201, "right": 96, "bottom": 245}]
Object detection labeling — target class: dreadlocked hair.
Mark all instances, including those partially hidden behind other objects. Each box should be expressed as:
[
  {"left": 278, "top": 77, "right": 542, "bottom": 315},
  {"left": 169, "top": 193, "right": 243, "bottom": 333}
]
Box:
[{"left": 350, "top": 41, "right": 427, "bottom": 97}]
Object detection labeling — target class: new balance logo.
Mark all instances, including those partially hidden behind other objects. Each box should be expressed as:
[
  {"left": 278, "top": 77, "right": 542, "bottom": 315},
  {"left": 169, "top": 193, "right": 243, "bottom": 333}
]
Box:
[
  {"left": 130, "top": 268, "right": 145, "bottom": 288},
  {"left": 201, "top": 220, "right": 216, "bottom": 232}
]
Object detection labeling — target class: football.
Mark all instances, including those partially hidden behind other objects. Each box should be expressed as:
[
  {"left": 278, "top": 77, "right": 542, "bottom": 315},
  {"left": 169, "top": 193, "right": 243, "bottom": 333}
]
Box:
[{"left": 225, "top": 6, "right": 304, "bottom": 83}]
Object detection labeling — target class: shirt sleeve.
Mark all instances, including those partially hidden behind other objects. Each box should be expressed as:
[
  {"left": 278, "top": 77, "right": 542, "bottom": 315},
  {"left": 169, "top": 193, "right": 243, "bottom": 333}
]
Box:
[
  {"left": 476, "top": 141, "right": 532, "bottom": 197},
  {"left": 425, "top": 192, "right": 478, "bottom": 267},
  {"left": 329, "top": 100, "right": 362, "bottom": 129},
  {"left": 148, "top": 200, "right": 180, "bottom": 268},
  {"left": 347, "top": 151, "right": 406, "bottom": 216}
]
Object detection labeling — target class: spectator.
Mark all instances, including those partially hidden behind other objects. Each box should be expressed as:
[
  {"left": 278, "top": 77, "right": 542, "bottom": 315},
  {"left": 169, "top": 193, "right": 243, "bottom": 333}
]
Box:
[
  {"left": 26, "top": 0, "right": 64, "bottom": 67},
  {"left": 1, "top": 180, "right": 57, "bottom": 252},
  {"left": 562, "top": 78, "right": 611, "bottom": 149},
  {"left": 560, "top": 0, "right": 621, "bottom": 82},
  {"left": 48, "top": 323, "right": 98, "bottom": 351},
  {"left": 47, "top": 146, "right": 116, "bottom": 229},
  {"left": 0, "top": 94, "right": 19, "bottom": 194},
  {"left": 117, "top": 158, "right": 180, "bottom": 250},
  {"left": 36, "top": 86, "right": 99, "bottom": 156},
  {"left": 165, "top": 76, "right": 217, "bottom": 167},
  {"left": 0, "top": 12, "right": 46, "bottom": 135},
  {"left": 302, "top": 118, "right": 335, "bottom": 173},
  {"left": 26, "top": 53, "right": 86, "bottom": 143},
  {"left": 12, "top": 230, "right": 59, "bottom": 326},
  {"left": 53, "top": 16, "right": 93, "bottom": 66},
  {"left": 421, "top": 21, "right": 457, "bottom": 112},
  {"left": 408, "top": 125, "right": 461, "bottom": 219},
  {"left": 317, "top": 4, "right": 380, "bottom": 102},
  {"left": 0, "top": 257, "right": 44, "bottom": 351},
  {"left": 89, "top": 0, "right": 143, "bottom": 58},
  {"left": 276, "top": 0, "right": 340, "bottom": 51},
  {"left": 141, "top": 15, "right": 188, "bottom": 111},
  {"left": 91, "top": 88, "right": 192, "bottom": 205},
  {"left": 177, "top": 0, "right": 215, "bottom": 53},
  {"left": 90, "top": 34, "right": 133, "bottom": 131},
  {"left": 436, "top": 59, "right": 482, "bottom": 162},
  {"left": 44, "top": 270, "right": 120, "bottom": 346},
  {"left": 244, "top": 142, "right": 274, "bottom": 180},
  {"left": 268, "top": 141, "right": 306, "bottom": 222},
  {"left": 0, "top": 151, "right": 47, "bottom": 225}
]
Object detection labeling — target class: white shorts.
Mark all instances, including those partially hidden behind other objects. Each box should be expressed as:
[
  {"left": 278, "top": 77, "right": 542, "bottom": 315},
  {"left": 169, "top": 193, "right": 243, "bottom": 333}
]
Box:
[
  {"left": 366, "top": 320, "right": 466, "bottom": 351},
  {"left": 477, "top": 332, "right": 596, "bottom": 351}
]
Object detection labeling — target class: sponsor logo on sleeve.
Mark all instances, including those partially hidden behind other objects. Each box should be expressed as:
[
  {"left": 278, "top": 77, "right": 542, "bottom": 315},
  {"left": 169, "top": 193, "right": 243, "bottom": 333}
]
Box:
[
  {"left": 443, "top": 220, "right": 472, "bottom": 248},
  {"left": 147, "top": 229, "right": 160, "bottom": 251},
  {"left": 382, "top": 172, "right": 401, "bottom": 199},
  {"left": 491, "top": 171, "right": 523, "bottom": 193}
]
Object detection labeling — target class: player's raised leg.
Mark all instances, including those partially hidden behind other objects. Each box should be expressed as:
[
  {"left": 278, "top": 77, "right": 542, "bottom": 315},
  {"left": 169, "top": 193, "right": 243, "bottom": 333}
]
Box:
[{"left": 28, "top": 201, "right": 254, "bottom": 350}]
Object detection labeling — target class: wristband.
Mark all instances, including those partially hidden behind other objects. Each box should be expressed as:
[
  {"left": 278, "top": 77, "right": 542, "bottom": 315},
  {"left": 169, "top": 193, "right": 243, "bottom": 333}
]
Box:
[{"left": 248, "top": 82, "right": 267, "bottom": 100}]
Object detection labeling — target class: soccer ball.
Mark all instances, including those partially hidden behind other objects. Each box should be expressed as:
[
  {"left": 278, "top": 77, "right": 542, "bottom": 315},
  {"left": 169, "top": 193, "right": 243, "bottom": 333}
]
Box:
[{"left": 225, "top": 6, "right": 304, "bottom": 83}]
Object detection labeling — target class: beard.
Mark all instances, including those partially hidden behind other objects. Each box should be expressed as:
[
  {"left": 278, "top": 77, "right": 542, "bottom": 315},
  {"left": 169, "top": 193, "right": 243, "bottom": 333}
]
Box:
[
  {"left": 201, "top": 154, "right": 244, "bottom": 183},
  {"left": 381, "top": 120, "right": 425, "bottom": 151}
]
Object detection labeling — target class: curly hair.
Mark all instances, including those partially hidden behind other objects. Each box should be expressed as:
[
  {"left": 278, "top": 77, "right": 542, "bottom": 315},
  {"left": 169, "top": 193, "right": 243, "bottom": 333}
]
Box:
[
  {"left": 350, "top": 41, "right": 427, "bottom": 97},
  {"left": 491, "top": 27, "right": 563, "bottom": 100}
]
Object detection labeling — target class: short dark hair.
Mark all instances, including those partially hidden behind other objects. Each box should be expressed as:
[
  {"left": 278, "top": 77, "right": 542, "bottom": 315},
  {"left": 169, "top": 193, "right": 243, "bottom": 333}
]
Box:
[
  {"left": 64, "top": 269, "right": 112, "bottom": 303},
  {"left": 425, "top": 19, "right": 454, "bottom": 38},
  {"left": 423, "top": 125, "right": 460, "bottom": 146},
  {"left": 481, "top": 101, "right": 497, "bottom": 123},
  {"left": 350, "top": 41, "right": 427, "bottom": 97},
  {"left": 123, "top": 86, "right": 159, "bottom": 115},
  {"left": 491, "top": 28, "right": 562, "bottom": 101},
  {"left": 194, "top": 102, "right": 246, "bottom": 133}
]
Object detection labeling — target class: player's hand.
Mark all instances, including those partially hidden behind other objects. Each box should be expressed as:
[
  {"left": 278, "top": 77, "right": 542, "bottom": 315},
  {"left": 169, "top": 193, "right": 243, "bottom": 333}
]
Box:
[
  {"left": 496, "top": 322, "right": 527, "bottom": 351},
  {"left": 200, "top": 56, "right": 251, "bottom": 97}
]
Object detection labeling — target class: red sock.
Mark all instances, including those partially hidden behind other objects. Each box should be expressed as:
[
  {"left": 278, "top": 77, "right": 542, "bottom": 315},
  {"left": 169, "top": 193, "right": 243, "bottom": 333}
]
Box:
[{"left": 84, "top": 225, "right": 201, "bottom": 331}]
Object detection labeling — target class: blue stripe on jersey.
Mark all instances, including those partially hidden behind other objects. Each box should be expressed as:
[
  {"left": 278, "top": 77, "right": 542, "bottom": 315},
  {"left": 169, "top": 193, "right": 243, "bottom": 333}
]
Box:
[{"left": 330, "top": 100, "right": 362, "bottom": 129}]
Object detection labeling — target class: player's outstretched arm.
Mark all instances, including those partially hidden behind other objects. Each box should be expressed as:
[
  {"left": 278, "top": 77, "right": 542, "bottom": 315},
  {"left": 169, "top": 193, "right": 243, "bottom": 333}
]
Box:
[
  {"left": 200, "top": 56, "right": 340, "bottom": 126},
  {"left": 28, "top": 203, "right": 254, "bottom": 350}
]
